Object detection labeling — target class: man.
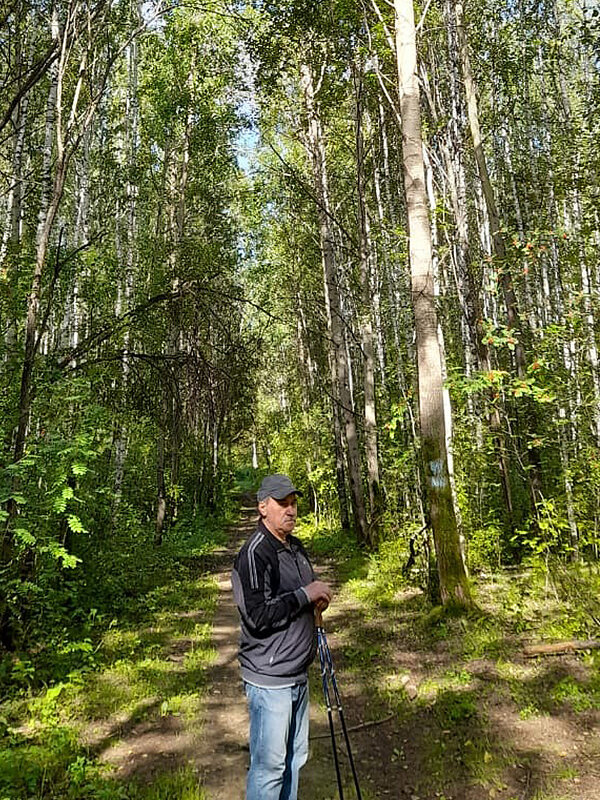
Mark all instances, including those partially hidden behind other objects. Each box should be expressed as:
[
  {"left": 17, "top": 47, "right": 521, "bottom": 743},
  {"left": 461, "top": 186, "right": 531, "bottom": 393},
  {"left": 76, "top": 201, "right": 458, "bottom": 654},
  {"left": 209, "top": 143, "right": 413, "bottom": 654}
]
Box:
[{"left": 232, "top": 473, "right": 333, "bottom": 800}]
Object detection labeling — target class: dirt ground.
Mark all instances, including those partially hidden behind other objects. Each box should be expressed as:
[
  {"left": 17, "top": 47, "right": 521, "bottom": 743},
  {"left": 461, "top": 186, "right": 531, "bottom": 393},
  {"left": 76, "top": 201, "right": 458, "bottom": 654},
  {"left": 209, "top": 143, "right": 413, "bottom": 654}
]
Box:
[{"left": 100, "top": 509, "right": 600, "bottom": 800}]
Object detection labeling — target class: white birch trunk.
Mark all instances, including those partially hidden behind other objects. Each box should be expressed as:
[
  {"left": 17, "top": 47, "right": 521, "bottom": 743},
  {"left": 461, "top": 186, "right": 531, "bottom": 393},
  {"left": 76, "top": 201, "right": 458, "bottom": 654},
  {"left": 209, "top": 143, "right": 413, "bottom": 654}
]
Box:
[
  {"left": 395, "top": 0, "right": 470, "bottom": 606},
  {"left": 355, "top": 81, "right": 382, "bottom": 526},
  {"left": 300, "top": 60, "right": 368, "bottom": 544}
]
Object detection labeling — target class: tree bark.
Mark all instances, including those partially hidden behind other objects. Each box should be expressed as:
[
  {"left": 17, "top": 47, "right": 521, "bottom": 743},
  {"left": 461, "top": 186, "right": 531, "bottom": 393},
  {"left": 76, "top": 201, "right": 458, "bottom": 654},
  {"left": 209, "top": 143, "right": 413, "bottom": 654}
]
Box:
[
  {"left": 394, "top": 0, "right": 471, "bottom": 607},
  {"left": 300, "top": 60, "right": 369, "bottom": 545},
  {"left": 354, "top": 64, "right": 382, "bottom": 538},
  {"left": 155, "top": 427, "right": 167, "bottom": 546}
]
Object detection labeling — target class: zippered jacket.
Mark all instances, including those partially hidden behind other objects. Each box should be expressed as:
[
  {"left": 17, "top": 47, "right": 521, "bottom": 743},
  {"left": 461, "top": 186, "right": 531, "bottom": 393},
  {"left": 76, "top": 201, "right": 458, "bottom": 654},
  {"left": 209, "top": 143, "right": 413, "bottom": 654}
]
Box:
[{"left": 232, "top": 520, "right": 316, "bottom": 687}]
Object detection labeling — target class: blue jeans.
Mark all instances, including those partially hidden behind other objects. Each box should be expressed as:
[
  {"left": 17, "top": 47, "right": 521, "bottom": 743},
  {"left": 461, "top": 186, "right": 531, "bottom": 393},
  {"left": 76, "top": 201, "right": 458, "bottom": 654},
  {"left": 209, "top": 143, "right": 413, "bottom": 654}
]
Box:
[{"left": 245, "top": 682, "right": 309, "bottom": 800}]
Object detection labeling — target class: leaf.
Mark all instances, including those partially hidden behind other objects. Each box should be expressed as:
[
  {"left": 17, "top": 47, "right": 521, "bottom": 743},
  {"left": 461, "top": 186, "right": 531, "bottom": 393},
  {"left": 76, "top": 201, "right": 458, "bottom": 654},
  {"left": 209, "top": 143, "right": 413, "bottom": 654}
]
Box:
[
  {"left": 53, "top": 485, "right": 75, "bottom": 512},
  {"left": 45, "top": 682, "right": 66, "bottom": 701},
  {"left": 72, "top": 463, "right": 88, "bottom": 476},
  {"left": 53, "top": 499, "right": 66, "bottom": 513},
  {"left": 0, "top": 493, "right": 26, "bottom": 505},
  {"left": 43, "top": 541, "right": 82, "bottom": 569},
  {"left": 14, "top": 528, "right": 36, "bottom": 546},
  {"left": 67, "top": 514, "right": 87, "bottom": 534}
]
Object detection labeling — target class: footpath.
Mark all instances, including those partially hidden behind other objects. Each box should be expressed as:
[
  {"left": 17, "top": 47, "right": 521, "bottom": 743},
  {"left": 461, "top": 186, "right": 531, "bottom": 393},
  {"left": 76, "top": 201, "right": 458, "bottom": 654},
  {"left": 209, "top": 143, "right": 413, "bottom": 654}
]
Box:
[
  {"left": 189, "top": 505, "right": 252, "bottom": 799},
  {"left": 99, "top": 508, "right": 600, "bottom": 800},
  {"left": 186, "top": 504, "right": 400, "bottom": 800}
]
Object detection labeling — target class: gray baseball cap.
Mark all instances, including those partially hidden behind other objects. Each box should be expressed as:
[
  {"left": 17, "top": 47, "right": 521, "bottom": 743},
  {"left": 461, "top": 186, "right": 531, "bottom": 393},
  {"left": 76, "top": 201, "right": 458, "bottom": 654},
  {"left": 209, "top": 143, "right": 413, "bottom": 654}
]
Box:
[{"left": 257, "top": 474, "right": 303, "bottom": 502}]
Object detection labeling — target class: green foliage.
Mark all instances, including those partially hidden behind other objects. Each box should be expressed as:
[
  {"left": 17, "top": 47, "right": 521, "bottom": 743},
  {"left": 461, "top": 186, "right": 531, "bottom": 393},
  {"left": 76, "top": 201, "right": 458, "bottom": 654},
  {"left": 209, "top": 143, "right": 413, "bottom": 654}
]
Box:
[
  {"left": 434, "top": 689, "right": 479, "bottom": 724},
  {"left": 467, "top": 525, "right": 503, "bottom": 571},
  {"left": 0, "top": 723, "right": 208, "bottom": 799},
  {"left": 365, "top": 533, "right": 411, "bottom": 595},
  {"left": 512, "top": 499, "right": 573, "bottom": 560},
  {"left": 0, "top": 504, "right": 224, "bottom": 698},
  {"left": 0, "top": 524, "right": 218, "bottom": 799},
  {"left": 550, "top": 675, "right": 600, "bottom": 712}
]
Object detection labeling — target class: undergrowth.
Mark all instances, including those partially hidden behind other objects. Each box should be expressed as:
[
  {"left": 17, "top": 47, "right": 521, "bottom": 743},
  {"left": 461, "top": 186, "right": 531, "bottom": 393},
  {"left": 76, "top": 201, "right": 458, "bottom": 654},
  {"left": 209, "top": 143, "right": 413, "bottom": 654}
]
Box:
[
  {"left": 297, "top": 517, "right": 600, "bottom": 799},
  {"left": 0, "top": 511, "right": 224, "bottom": 800}
]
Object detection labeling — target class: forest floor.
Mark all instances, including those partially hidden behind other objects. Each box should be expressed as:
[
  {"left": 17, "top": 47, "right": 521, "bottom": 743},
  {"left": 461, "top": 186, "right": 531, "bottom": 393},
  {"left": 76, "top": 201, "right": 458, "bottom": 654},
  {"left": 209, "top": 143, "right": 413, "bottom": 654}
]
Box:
[
  {"left": 2, "top": 504, "right": 600, "bottom": 800},
  {"left": 99, "top": 503, "right": 600, "bottom": 800}
]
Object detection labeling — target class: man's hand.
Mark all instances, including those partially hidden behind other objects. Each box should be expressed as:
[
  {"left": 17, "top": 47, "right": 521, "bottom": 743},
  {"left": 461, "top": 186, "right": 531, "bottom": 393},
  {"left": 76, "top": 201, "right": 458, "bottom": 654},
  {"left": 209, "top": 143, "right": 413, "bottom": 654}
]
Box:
[{"left": 304, "top": 580, "right": 333, "bottom": 610}]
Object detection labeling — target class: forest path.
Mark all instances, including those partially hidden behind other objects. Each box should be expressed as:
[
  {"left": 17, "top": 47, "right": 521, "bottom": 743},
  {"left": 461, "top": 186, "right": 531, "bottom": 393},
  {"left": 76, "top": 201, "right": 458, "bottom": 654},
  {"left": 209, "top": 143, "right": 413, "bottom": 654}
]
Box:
[
  {"left": 190, "top": 505, "right": 408, "bottom": 800},
  {"left": 187, "top": 503, "right": 255, "bottom": 799},
  {"left": 98, "top": 509, "right": 600, "bottom": 800},
  {"left": 190, "top": 503, "right": 399, "bottom": 800}
]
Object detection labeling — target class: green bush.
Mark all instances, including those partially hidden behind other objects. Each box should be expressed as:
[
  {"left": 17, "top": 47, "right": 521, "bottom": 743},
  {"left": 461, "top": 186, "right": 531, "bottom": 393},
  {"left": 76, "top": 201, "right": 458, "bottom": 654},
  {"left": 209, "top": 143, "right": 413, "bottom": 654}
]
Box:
[{"left": 467, "top": 525, "right": 503, "bottom": 571}]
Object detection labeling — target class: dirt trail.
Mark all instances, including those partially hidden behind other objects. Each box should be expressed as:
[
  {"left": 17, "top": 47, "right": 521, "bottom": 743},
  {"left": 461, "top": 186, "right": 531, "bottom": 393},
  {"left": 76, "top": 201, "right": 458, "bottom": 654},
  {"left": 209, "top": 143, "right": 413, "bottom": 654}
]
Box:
[
  {"left": 190, "top": 504, "right": 379, "bottom": 800},
  {"left": 99, "top": 510, "right": 600, "bottom": 800},
  {"left": 190, "top": 505, "right": 254, "bottom": 799},
  {"left": 186, "top": 505, "right": 379, "bottom": 800},
  {"left": 190, "top": 506, "right": 391, "bottom": 800}
]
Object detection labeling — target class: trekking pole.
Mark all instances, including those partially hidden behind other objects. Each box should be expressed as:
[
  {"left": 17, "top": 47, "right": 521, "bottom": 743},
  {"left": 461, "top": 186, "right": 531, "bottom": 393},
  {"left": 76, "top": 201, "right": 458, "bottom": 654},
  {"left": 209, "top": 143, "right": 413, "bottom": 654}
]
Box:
[
  {"left": 315, "top": 608, "right": 363, "bottom": 800},
  {"left": 316, "top": 607, "right": 345, "bottom": 799}
]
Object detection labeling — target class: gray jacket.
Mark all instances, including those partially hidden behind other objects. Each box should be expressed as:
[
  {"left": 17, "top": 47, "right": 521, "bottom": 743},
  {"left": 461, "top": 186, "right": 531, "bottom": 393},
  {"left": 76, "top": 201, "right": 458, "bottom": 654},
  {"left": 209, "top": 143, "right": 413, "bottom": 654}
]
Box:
[{"left": 231, "top": 520, "right": 316, "bottom": 687}]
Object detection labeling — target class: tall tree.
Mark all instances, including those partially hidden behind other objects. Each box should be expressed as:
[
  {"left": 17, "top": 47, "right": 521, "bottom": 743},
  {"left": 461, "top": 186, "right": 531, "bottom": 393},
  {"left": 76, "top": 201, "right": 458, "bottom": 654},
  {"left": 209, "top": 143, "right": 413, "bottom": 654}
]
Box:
[
  {"left": 300, "top": 58, "right": 369, "bottom": 545},
  {"left": 394, "top": 0, "right": 471, "bottom": 607}
]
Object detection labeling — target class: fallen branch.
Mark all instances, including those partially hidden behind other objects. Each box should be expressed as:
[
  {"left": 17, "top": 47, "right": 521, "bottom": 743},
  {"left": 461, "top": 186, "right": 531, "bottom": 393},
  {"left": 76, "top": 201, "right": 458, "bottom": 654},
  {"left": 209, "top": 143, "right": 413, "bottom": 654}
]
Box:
[
  {"left": 309, "top": 713, "right": 394, "bottom": 740},
  {"left": 523, "top": 640, "right": 600, "bottom": 658}
]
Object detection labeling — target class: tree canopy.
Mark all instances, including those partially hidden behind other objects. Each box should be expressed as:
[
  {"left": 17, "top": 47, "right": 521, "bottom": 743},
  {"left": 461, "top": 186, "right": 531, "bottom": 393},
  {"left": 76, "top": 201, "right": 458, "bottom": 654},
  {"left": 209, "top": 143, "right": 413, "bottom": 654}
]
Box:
[{"left": 1, "top": 0, "right": 599, "bottom": 641}]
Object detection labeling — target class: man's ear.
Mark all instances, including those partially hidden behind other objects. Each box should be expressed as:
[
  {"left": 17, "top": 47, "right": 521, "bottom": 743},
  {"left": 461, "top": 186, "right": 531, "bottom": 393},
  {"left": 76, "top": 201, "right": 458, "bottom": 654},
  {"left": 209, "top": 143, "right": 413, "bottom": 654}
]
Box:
[{"left": 257, "top": 499, "right": 268, "bottom": 518}]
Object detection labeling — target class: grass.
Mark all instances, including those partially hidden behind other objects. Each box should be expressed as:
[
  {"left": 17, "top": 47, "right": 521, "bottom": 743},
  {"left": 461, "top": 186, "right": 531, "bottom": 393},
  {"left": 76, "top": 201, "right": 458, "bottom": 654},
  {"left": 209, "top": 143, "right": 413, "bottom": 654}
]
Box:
[
  {"left": 0, "top": 750, "right": 208, "bottom": 800},
  {"left": 296, "top": 519, "right": 600, "bottom": 799},
  {"left": 0, "top": 514, "right": 223, "bottom": 800}
]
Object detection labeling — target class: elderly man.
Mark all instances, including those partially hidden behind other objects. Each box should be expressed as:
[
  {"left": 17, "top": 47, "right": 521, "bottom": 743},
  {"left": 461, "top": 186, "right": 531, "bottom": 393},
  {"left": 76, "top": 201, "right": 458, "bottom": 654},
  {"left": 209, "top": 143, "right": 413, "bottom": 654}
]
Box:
[{"left": 232, "top": 473, "right": 333, "bottom": 800}]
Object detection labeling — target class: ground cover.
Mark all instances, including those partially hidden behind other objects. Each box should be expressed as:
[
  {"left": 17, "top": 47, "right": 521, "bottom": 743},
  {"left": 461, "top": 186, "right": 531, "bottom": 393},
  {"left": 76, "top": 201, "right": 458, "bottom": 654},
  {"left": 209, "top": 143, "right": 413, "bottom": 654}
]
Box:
[
  {"left": 296, "top": 519, "right": 600, "bottom": 800},
  {"left": 0, "top": 513, "right": 226, "bottom": 800},
  {"left": 1, "top": 507, "right": 599, "bottom": 800}
]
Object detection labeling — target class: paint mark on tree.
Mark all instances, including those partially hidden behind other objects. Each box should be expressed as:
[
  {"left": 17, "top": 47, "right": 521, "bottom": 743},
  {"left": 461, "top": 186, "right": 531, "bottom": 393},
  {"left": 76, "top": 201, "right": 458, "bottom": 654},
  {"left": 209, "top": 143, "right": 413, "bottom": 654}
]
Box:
[{"left": 429, "top": 459, "right": 447, "bottom": 489}]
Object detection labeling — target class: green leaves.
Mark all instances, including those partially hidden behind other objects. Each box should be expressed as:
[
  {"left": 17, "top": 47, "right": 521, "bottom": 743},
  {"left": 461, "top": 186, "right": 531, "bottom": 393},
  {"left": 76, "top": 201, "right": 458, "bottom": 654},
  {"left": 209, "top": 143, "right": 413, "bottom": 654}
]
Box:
[
  {"left": 13, "top": 528, "right": 36, "bottom": 548},
  {"left": 480, "top": 320, "right": 520, "bottom": 352},
  {"left": 66, "top": 515, "right": 87, "bottom": 535},
  {"left": 43, "top": 541, "right": 81, "bottom": 570},
  {"left": 53, "top": 485, "right": 75, "bottom": 513},
  {"left": 448, "top": 349, "right": 556, "bottom": 406}
]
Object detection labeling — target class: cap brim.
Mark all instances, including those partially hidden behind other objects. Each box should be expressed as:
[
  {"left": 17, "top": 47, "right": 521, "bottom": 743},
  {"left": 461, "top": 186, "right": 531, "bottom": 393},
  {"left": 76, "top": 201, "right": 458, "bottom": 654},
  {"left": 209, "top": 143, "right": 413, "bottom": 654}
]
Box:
[
  {"left": 272, "top": 488, "right": 303, "bottom": 499},
  {"left": 258, "top": 488, "right": 303, "bottom": 501}
]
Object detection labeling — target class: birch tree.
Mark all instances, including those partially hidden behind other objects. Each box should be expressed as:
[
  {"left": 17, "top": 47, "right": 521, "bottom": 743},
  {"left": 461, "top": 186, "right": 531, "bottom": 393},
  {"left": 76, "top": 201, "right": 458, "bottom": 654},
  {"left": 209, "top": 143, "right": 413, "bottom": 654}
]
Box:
[
  {"left": 394, "top": 0, "right": 471, "bottom": 607},
  {"left": 300, "top": 59, "right": 370, "bottom": 546}
]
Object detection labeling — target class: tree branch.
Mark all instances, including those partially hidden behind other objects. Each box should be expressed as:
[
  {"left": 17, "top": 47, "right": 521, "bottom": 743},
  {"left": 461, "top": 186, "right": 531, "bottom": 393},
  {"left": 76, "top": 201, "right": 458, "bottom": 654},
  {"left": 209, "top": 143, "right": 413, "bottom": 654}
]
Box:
[{"left": 0, "top": 43, "right": 60, "bottom": 135}]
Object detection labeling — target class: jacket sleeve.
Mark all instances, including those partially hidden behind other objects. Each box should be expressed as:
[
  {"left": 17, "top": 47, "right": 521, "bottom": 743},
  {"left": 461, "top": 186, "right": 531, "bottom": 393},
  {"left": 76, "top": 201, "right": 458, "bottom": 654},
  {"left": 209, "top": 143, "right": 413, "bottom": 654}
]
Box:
[{"left": 232, "top": 547, "right": 311, "bottom": 635}]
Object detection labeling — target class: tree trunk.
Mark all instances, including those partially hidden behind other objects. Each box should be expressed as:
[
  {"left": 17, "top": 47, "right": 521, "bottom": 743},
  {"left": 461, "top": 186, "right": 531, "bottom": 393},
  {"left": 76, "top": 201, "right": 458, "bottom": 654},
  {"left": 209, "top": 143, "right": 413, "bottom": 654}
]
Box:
[
  {"left": 155, "top": 430, "right": 167, "bottom": 546},
  {"left": 113, "top": 35, "right": 140, "bottom": 514},
  {"left": 1, "top": 87, "right": 30, "bottom": 264},
  {"left": 394, "top": 0, "right": 471, "bottom": 607},
  {"left": 354, "top": 65, "right": 382, "bottom": 536},
  {"left": 300, "top": 60, "right": 368, "bottom": 545},
  {"left": 423, "top": 143, "right": 466, "bottom": 563}
]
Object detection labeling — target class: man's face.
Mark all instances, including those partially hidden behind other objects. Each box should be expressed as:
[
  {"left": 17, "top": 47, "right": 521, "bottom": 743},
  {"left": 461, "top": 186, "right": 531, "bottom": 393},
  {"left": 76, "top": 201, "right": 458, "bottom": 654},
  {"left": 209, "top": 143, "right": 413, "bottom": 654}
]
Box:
[{"left": 258, "top": 493, "right": 298, "bottom": 539}]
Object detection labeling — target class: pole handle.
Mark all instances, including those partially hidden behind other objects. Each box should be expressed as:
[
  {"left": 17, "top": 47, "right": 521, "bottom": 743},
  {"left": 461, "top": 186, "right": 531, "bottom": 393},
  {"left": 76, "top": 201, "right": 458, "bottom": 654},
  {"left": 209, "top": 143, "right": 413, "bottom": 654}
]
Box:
[{"left": 314, "top": 605, "right": 324, "bottom": 627}]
